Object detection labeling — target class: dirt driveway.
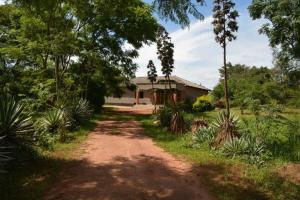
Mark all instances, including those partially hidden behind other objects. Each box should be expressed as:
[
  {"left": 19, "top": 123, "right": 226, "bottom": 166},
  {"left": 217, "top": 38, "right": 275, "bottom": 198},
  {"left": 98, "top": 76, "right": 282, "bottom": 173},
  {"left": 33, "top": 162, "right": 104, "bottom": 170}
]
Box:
[{"left": 45, "top": 118, "right": 214, "bottom": 200}]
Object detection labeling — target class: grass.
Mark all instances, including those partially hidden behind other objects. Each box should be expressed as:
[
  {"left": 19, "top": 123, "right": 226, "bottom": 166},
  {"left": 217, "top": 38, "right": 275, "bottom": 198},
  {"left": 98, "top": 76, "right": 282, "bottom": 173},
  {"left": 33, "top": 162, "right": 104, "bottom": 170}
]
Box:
[
  {"left": 0, "top": 114, "right": 101, "bottom": 200},
  {"left": 135, "top": 109, "right": 300, "bottom": 200}
]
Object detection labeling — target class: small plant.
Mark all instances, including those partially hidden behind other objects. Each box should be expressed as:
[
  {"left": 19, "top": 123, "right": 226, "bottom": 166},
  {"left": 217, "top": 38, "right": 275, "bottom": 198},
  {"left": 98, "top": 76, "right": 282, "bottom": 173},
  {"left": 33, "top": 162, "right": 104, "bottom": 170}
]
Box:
[
  {"left": 67, "top": 98, "right": 92, "bottom": 127},
  {"left": 170, "top": 110, "right": 186, "bottom": 134},
  {"left": 191, "top": 118, "right": 208, "bottom": 133},
  {"left": 193, "top": 126, "right": 216, "bottom": 145},
  {"left": 221, "top": 137, "right": 247, "bottom": 157},
  {"left": 193, "top": 95, "right": 214, "bottom": 112},
  {"left": 38, "top": 108, "right": 70, "bottom": 142},
  {"left": 0, "top": 95, "right": 34, "bottom": 143},
  {"left": 156, "top": 105, "right": 173, "bottom": 128},
  {"left": 0, "top": 136, "right": 12, "bottom": 172},
  {"left": 212, "top": 111, "right": 240, "bottom": 148}
]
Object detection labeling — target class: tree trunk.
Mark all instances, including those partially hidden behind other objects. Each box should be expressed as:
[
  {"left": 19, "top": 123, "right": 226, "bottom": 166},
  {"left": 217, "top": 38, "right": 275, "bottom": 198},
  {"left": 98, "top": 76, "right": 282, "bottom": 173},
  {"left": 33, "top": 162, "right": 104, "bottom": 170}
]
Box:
[
  {"left": 167, "top": 75, "right": 175, "bottom": 106},
  {"left": 223, "top": 41, "right": 230, "bottom": 119},
  {"left": 55, "top": 57, "right": 60, "bottom": 102},
  {"left": 164, "top": 77, "right": 167, "bottom": 106}
]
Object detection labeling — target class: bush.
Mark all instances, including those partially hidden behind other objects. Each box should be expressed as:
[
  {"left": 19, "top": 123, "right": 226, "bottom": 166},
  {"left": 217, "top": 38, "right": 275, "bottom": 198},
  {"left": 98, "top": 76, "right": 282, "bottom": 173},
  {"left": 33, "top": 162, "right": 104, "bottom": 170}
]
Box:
[
  {"left": 193, "top": 126, "right": 216, "bottom": 145},
  {"left": 0, "top": 95, "right": 34, "bottom": 143},
  {"left": 0, "top": 136, "right": 12, "bottom": 171},
  {"left": 193, "top": 95, "right": 215, "bottom": 112},
  {"left": 214, "top": 99, "right": 225, "bottom": 109},
  {"left": 67, "top": 98, "right": 92, "bottom": 128},
  {"left": 221, "top": 137, "right": 247, "bottom": 157},
  {"left": 156, "top": 106, "right": 173, "bottom": 128}
]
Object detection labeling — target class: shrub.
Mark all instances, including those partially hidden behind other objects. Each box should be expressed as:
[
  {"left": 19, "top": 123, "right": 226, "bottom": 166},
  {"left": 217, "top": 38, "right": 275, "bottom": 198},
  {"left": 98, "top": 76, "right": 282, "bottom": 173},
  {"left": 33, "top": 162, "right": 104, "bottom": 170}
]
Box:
[
  {"left": 0, "top": 136, "right": 12, "bottom": 171},
  {"left": 193, "top": 95, "right": 214, "bottom": 112},
  {"left": 67, "top": 98, "right": 92, "bottom": 128},
  {"left": 212, "top": 111, "right": 240, "bottom": 147},
  {"left": 38, "top": 108, "right": 70, "bottom": 142},
  {"left": 221, "top": 137, "right": 247, "bottom": 157},
  {"left": 0, "top": 95, "right": 34, "bottom": 143},
  {"left": 193, "top": 126, "right": 216, "bottom": 145},
  {"left": 39, "top": 109, "right": 65, "bottom": 133},
  {"left": 156, "top": 106, "right": 173, "bottom": 128},
  {"left": 170, "top": 110, "right": 186, "bottom": 134},
  {"left": 214, "top": 99, "right": 225, "bottom": 109},
  {"left": 191, "top": 118, "right": 208, "bottom": 133},
  {"left": 177, "top": 99, "right": 193, "bottom": 113}
]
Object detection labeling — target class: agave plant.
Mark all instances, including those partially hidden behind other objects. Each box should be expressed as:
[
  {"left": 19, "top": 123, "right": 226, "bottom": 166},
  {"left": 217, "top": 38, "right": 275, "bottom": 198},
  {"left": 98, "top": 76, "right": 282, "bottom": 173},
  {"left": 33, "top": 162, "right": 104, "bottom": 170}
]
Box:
[
  {"left": 0, "top": 136, "right": 12, "bottom": 171},
  {"left": 39, "top": 108, "right": 70, "bottom": 142},
  {"left": 0, "top": 95, "right": 34, "bottom": 142},
  {"left": 67, "top": 98, "right": 92, "bottom": 126},
  {"left": 39, "top": 109, "right": 67, "bottom": 133},
  {"left": 212, "top": 111, "right": 240, "bottom": 148},
  {"left": 221, "top": 137, "right": 247, "bottom": 158},
  {"left": 193, "top": 126, "right": 216, "bottom": 144}
]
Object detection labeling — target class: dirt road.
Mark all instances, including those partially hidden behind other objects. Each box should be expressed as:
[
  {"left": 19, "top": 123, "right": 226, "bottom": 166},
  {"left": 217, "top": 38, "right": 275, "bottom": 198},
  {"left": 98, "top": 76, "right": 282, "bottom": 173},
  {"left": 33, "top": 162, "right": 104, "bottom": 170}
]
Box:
[{"left": 45, "top": 119, "right": 214, "bottom": 200}]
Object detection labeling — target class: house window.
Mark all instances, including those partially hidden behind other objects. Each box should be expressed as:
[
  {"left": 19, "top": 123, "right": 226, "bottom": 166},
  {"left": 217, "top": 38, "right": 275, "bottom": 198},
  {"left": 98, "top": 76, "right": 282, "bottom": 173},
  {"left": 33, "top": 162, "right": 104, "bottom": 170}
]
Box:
[{"left": 139, "top": 91, "right": 144, "bottom": 99}]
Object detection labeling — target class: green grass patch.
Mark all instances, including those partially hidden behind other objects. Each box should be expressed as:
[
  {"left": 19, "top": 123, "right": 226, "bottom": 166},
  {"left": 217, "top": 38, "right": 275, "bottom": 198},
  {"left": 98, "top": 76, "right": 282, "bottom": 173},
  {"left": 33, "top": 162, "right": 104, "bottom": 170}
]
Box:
[{"left": 137, "top": 113, "right": 300, "bottom": 200}]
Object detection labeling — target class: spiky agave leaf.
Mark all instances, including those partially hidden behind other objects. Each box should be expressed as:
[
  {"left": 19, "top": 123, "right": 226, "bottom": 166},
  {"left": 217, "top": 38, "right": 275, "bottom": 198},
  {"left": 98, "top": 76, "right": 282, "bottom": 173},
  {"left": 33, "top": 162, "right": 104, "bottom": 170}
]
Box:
[
  {"left": 68, "top": 98, "right": 92, "bottom": 125},
  {"left": 0, "top": 95, "right": 34, "bottom": 142},
  {"left": 0, "top": 136, "right": 12, "bottom": 168},
  {"left": 39, "top": 108, "right": 70, "bottom": 133},
  {"left": 212, "top": 111, "right": 240, "bottom": 148}
]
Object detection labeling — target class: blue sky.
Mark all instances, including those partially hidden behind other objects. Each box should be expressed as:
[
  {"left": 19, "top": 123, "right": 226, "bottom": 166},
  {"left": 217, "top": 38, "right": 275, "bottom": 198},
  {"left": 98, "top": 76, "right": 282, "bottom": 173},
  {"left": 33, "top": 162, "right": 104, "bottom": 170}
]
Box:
[
  {"left": 0, "top": 0, "right": 273, "bottom": 89},
  {"left": 137, "top": 0, "right": 273, "bottom": 88}
]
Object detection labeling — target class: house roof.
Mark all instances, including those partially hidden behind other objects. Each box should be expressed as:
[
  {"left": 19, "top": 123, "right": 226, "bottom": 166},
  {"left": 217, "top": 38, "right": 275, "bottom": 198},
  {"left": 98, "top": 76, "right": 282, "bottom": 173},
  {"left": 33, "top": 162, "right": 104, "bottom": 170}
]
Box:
[{"left": 133, "top": 76, "right": 210, "bottom": 91}]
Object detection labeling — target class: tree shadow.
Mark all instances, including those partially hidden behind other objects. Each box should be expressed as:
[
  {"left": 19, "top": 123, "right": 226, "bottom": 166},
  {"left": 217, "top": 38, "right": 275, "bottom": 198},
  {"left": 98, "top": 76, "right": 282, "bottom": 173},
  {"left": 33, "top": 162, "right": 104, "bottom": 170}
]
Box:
[
  {"left": 43, "top": 155, "right": 211, "bottom": 200},
  {"left": 191, "top": 162, "right": 300, "bottom": 200}
]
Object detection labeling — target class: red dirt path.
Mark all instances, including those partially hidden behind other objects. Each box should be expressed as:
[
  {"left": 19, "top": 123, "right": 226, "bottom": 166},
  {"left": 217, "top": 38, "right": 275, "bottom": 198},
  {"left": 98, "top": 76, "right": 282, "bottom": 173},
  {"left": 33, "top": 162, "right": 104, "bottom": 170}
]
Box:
[{"left": 44, "top": 111, "right": 214, "bottom": 200}]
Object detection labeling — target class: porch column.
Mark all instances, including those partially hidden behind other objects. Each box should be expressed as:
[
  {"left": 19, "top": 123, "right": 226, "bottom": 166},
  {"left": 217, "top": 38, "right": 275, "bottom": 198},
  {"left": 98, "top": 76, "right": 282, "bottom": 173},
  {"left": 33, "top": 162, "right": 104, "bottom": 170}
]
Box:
[
  {"left": 153, "top": 90, "right": 157, "bottom": 105},
  {"left": 136, "top": 89, "right": 140, "bottom": 105},
  {"left": 173, "top": 91, "right": 177, "bottom": 103}
]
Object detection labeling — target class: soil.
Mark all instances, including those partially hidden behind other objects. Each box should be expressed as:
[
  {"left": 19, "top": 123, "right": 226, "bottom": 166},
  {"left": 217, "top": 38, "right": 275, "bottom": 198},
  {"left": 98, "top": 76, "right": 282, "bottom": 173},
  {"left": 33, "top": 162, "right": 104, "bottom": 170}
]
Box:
[{"left": 44, "top": 110, "right": 214, "bottom": 200}]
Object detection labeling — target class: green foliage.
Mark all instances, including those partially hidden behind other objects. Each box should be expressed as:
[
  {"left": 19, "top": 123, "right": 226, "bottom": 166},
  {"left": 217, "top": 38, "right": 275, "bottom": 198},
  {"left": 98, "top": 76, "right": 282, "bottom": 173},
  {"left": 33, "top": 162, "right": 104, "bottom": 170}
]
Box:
[
  {"left": 67, "top": 98, "right": 92, "bottom": 128},
  {"left": 212, "top": 111, "right": 240, "bottom": 146},
  {"left": 221, "top": 137, "right": 247, "bottom": 157},
  {"left": 152, "top": 0, "right": 205, "bottom": 28},
  {"left": 0, "top": 95, "right": 34, "bottom": 143},
  {"left": 0, "top": 136, "right": 12, "bottom": 170},
  {"left": 193, "top": 126, "right": 216, "bottom": 145},
  {"left": 193, "top": 95, "right": 214, "bottom": 112},
  {"left": 249, "top": 0, "right": 300, "bottom": 60},
  {"left": 38, "top": 109, "right": 68, "bottom": 134},
  {"left": 157, "top": 106, "right": 173, "bottom": 128}
]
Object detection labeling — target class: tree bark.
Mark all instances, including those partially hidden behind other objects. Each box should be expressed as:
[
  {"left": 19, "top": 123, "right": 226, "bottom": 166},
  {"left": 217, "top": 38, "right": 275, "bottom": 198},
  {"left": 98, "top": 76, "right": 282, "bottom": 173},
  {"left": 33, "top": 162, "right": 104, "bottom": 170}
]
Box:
[
  {"left": 55, "top": 57, "right": 60, "bottom": 102},
  {"left": 223, "top": 41, "right": 230, "bottom": 118}
]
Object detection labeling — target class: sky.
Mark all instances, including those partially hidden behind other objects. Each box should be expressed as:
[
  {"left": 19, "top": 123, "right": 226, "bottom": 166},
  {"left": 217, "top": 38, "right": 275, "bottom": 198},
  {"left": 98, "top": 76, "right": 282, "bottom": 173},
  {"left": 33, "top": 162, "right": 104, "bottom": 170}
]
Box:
[
  {"left": 136, "top": 0, "right": 273, "bottom": 89},
  {"left": 0, "top": 0, "right": 273, "bottom": 89}
]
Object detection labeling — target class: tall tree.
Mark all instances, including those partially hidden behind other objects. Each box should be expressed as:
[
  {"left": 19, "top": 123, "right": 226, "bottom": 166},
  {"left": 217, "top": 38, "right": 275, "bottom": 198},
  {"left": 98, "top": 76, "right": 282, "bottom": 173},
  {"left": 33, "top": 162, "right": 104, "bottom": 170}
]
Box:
[
  {"left": 156, "top": 27, "right": 175, "bottom": 104},
  {"left": 147, "top": 60, "right": 158, "bottom": 90},
  {"left": 147, "top": 60, "right": 158, "bottom": 108},
  {"left": 249, "top": 0, "right": 300, "bottom": 88},
  {"left": 212, "top": 0, "right": 239, "bottom": 118},
  {"left": 249, "top": 0, "right": 300, "bottom": 60}
]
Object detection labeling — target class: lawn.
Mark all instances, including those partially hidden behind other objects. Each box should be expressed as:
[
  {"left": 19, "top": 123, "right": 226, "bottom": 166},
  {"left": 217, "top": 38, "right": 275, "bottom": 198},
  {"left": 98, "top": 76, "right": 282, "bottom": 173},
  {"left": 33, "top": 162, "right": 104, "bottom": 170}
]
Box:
[{"left": 136, "top": 108, "right": 300, "bottom": 200}]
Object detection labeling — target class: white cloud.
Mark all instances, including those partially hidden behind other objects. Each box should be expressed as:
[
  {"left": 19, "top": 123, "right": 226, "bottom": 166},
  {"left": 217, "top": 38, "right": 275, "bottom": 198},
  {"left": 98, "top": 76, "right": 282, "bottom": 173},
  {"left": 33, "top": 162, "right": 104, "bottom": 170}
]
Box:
[{"left": 135, "top": 12, "right": 273, "bottom": 89}]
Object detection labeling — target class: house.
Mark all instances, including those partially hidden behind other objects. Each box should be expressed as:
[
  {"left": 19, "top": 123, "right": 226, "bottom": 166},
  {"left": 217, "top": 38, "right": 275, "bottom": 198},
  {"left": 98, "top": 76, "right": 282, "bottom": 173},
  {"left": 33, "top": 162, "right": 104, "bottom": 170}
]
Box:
[{"left": 105, "top": 75, "right": 210, "bottom": 106}]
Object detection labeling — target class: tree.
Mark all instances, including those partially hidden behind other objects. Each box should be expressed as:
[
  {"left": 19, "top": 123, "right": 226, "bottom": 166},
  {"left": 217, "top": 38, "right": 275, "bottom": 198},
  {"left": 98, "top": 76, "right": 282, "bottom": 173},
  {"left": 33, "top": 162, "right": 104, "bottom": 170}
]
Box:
[
  {"left": 1, "top": 0, "right": 159, "bottom": 110},
  {"left": 212, "top": 0, "right": 239, "bottom": 118},
  {"left": 212, "top": 0, "right": 239, "bottom": 146},
  {"left": 152, "top": 0, "right": 205, "bottom": 28},
  {"left": 147, "top": 60, "right": 158, "bottom": 106},
  {"left": 156, "top": 27, "right": 175, "bottom": 105},
  {"left": 249, "top": 0, "right": 300, "bottom": 60}
]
